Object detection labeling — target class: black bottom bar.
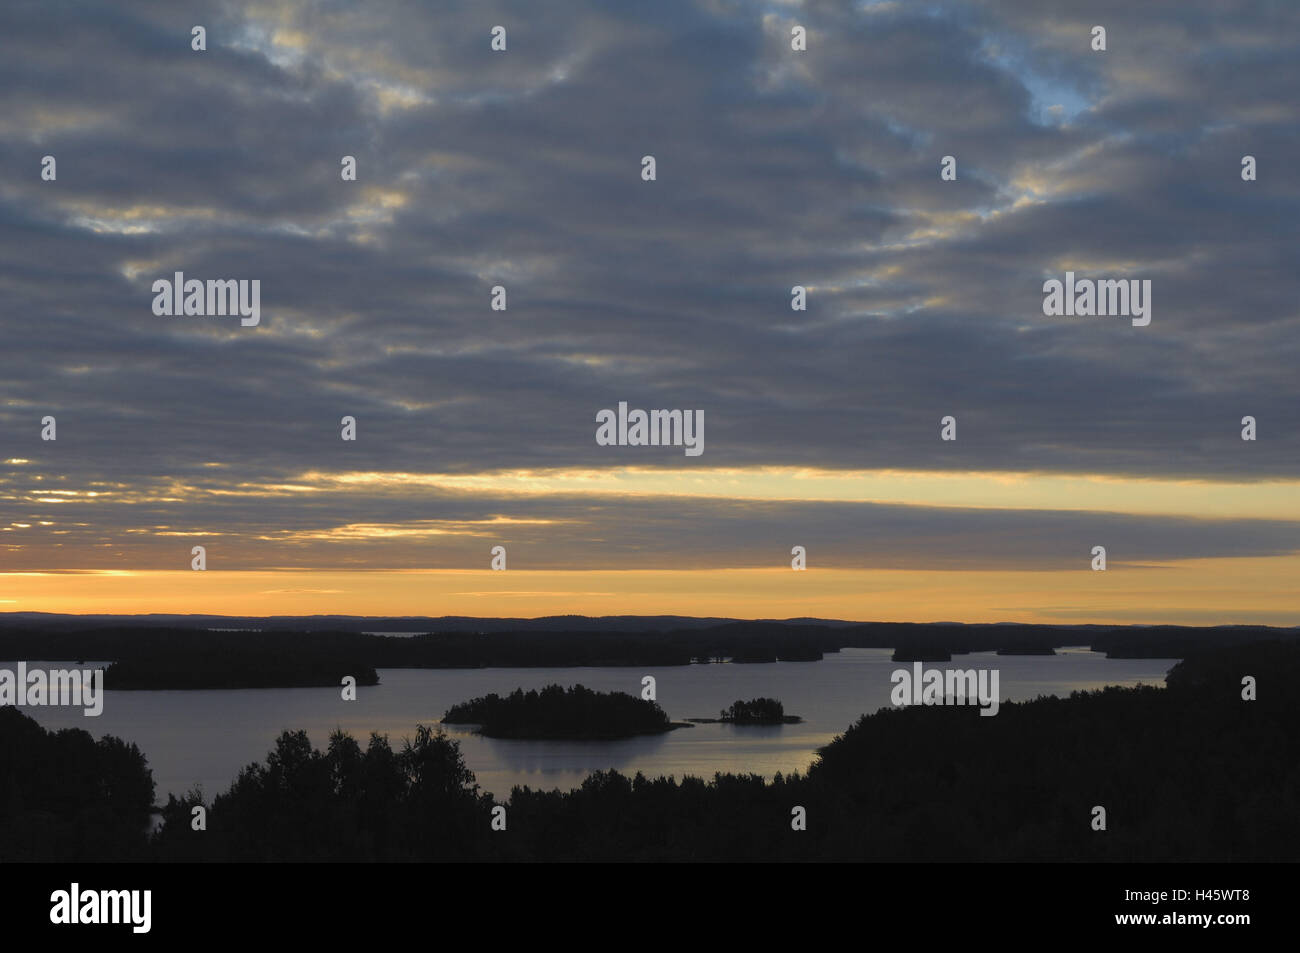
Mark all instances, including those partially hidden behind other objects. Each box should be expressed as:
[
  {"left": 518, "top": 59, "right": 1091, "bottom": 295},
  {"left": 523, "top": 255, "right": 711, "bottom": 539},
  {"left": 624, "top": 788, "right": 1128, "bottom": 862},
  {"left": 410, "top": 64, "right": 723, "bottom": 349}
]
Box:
[{"left": 2, "top": 861, "right": 1277, "bottom": 940}]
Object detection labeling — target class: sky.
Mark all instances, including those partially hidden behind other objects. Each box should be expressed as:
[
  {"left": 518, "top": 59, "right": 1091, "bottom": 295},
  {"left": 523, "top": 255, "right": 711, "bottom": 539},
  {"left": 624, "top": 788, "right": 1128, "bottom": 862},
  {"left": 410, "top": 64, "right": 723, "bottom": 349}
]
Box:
[{"left": 1, "top": 0, "right": 1298, "bottom": 624}]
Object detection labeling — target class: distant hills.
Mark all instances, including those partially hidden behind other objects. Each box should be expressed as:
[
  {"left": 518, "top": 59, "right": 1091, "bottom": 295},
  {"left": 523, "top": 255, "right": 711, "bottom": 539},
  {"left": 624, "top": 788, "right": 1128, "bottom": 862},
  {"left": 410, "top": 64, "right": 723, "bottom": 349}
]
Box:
[
  {"left": 0, "top": 611, "right": 860, "bottom": 632},
  {"left": 1, "top": 614, "right": 1297, "bottom": 690},
  {"left": 0, "top": 610, "right": 1215, "bottom": 634}
]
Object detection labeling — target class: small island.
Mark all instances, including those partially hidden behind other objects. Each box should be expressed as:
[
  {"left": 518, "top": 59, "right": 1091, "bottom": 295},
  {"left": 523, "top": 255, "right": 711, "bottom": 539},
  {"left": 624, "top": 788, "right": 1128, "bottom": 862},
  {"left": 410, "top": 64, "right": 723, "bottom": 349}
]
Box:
[
  {"left": 441, "top": 683, "right": 690, "bottom": 739},
  {"left": 689, "top": 697, "right": 802, "bottom": 725}
]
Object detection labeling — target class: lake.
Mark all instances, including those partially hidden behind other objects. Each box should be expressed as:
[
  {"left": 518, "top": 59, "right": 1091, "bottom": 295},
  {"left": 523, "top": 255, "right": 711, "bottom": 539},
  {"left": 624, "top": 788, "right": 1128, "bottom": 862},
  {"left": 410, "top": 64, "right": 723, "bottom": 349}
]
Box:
[{"left": 4, "top": 647, "right": 1177, "bottom": 804}]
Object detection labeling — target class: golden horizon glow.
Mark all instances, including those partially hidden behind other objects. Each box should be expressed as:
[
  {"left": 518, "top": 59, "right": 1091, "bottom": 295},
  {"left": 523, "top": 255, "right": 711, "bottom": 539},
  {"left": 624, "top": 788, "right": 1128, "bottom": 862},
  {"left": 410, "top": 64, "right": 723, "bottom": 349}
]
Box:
[
  {"left": 1, "top": 559, "right": 1297, "bottom": 627},
  {"left": 7, "top": 465, "right": 1300, "bottom": 520},
  {"left": 5, "top": 465, "right": 1297, "bottom": 623}
]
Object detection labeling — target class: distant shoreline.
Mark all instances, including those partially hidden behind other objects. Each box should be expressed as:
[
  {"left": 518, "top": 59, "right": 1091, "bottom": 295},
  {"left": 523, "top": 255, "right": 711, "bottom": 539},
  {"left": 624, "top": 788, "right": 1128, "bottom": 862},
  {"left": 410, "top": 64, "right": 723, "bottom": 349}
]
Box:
[{"left": 0, "top": 617, "right": 1287, "bottom": 689}]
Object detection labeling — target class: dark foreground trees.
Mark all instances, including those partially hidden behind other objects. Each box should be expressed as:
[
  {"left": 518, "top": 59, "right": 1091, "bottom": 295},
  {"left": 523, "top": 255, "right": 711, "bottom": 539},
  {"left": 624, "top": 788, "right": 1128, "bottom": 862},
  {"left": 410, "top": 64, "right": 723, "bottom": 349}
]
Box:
[
  {"left": 0, "top": 707, "right": 154, "bottom": 861},
  {"left": 153, "top": 725, "right": 491, "bottom": 861}
]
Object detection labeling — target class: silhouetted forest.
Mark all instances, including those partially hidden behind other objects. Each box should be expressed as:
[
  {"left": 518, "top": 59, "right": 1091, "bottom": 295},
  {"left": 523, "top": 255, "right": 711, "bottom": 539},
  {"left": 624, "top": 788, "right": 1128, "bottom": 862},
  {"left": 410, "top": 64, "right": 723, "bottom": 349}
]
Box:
[
  {"left": 441, "top": 683, "right": 676, "bottom": 739},
  {"left": 719, "top": 698, "right": 794, "bottom": 723},
  {"left": 3, "top": 620, "right": 1295, "bottom": 688},
  {"left": 154, "top": 725, "right": 490, "bottom": 862},
  {"left": 5, "top": 639, "right": 1298, "bottom": 862},
  {"left": 0, "top": 707, "right": 154, "bottom": 861},
  {"left": 104, "top": 653, "right": 378, "bottom": 690}
]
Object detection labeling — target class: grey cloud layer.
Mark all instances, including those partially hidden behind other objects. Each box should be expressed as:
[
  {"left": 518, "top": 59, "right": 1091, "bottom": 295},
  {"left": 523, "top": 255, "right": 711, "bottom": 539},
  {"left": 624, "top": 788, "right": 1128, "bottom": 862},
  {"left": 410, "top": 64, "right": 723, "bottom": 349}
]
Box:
[
  {"left": 4, "top": 479, "right": 1297, "bottom": 571},
  {"left": 2, "top": 0, "right": 1298, "bottom": 568}
]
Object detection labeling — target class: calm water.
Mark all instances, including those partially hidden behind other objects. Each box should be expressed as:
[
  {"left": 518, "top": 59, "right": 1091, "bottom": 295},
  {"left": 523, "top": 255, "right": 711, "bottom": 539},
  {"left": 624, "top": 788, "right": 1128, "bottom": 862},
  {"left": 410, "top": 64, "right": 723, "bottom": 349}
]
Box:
[{"left": 5, "top": 648, "right": 1176, "bottom": 803}]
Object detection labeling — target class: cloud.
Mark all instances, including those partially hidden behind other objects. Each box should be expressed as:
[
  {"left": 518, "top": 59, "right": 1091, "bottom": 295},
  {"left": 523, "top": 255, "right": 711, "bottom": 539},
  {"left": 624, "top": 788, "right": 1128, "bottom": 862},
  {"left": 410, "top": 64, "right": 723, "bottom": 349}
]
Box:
[{"left": 1, "top": 0, "right": 1297, "bottom": 573}]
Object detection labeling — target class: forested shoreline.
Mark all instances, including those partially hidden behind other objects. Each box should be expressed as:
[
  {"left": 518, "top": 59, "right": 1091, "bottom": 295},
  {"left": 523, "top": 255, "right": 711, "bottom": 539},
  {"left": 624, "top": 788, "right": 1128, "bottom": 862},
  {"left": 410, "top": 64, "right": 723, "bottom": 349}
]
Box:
[
  {"left": 1, "top": 619, "right": 1295, "bottom": 689},
  {"left": 3, "top": 640, "right": 1296, "bottom": 862}
]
